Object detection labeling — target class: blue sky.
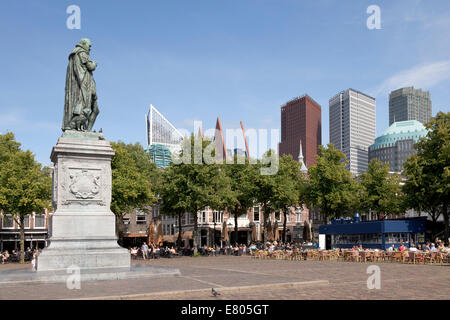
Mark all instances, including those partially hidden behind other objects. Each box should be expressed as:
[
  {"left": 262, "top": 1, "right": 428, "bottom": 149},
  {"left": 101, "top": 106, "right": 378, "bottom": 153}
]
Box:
[{"left": 1, "top": 0, "right": 449, "bottom": 165}]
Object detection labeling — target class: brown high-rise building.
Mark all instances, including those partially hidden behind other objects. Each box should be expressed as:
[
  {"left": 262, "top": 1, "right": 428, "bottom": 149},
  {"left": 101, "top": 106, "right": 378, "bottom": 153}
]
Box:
[{"left": 279, "top": 94, "right": 322, "bottom": 167}]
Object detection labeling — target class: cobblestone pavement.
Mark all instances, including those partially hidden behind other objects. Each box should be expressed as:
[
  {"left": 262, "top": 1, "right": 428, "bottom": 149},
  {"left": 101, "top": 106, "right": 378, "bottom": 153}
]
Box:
[{"left": 0, "top": 256, "right": 448, "bottom": 300}]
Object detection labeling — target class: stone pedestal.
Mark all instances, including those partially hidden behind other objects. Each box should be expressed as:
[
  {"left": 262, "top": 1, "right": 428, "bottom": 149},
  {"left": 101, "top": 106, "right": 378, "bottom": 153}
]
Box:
[{"left": 36, "top": 131, "right": 130, "bottom": 272}]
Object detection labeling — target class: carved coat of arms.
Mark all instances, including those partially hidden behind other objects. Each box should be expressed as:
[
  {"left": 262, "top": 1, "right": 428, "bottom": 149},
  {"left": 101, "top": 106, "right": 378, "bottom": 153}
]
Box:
[{"left": 69, "top": 170, "right": 100, "bottom": 199}]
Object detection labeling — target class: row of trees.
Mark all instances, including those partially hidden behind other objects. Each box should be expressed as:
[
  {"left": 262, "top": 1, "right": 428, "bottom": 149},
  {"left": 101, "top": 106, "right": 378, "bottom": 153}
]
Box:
[
  {"left": 156, "top": 136, "right": 407, "bottom": 252},
  {"left": 1, "top": 112, "right": 448, "bottom": 261},
  {"left": 130, "top": 112, "right": 450, "bottom": 249}
]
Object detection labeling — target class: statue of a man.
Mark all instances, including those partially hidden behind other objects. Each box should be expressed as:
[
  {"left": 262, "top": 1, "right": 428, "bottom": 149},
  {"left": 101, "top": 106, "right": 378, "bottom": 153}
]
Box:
[{"left": 62, "top": 38, "right": 99, "bottom": 132}]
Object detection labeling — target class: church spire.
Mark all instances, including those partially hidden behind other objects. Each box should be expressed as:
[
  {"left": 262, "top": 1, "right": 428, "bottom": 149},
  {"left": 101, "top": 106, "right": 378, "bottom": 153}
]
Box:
[{"left": 298, "top": 140, "right": 307, "bottom": 173}]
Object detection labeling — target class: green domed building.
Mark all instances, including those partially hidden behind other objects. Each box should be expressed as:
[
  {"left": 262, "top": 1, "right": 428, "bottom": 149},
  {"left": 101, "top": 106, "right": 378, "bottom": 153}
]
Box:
[{"left": 368, "top": 120, "right": 428, "bottom": 172}]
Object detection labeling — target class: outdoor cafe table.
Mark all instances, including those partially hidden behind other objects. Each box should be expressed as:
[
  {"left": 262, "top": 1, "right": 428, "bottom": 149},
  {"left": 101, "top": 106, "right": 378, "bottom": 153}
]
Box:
[{"left": 343, "top": 250, "right": 353, "bottom": 261}]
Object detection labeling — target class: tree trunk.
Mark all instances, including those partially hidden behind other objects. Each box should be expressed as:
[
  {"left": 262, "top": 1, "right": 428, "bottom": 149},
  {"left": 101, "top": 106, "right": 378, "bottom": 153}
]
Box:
[
  {"left": 19, "top": 216, "right": 25, "bottom": 264},
  {"left": 263, "top": 205, "right": 267, "bottom": 243},
  {"left": 116, "top": 214, "right": 124, "bottom": 247},
  {"left": 234, "top": 210, "right": 239, "bottom": 245},
  {"left": 193, "top": 210, "right": 198, "bottom": 254},
  {"left": 431, "top": 216, "right": 438, "bottom": 241},
  {"left": 177, "top": 213, "right": 183, "bottom": 248},
  {"left": 443, "top": 201, "right": 449, "bottom": 244},
  {"left": 212, "top": 215, "right": 216, "bottom": 247},
  {"left": 282, "top": 207, "right": 288, "bottom": 243}
]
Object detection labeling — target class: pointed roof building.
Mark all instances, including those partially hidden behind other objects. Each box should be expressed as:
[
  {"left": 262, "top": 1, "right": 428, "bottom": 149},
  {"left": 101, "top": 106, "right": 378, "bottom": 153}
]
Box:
[{"left": 214, "top": 117, "right": 227, "bottom": 162}]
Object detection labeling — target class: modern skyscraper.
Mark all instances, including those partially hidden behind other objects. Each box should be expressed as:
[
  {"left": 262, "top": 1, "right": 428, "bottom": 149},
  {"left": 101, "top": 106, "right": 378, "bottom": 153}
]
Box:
[
  {"left": 369, "top": 120, "right": 428, "bottom": 172},
  {"left": 329, "top": 88, "right": 376, "bottom": 175},
  {"left": 145, "top": 104, "right": 184, "bottom": 168},
  {"left": 279, "top": 94, "right": 322, "bottom": 167},
  {"left": 146, "top": 104, "right": 184, "bottom": 152},
  {"left": 389, "top": 87, "right": 432, "bottom": 125}
]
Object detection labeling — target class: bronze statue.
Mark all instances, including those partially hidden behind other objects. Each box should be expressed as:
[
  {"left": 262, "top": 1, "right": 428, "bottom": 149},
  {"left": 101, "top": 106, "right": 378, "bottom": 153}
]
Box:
[{"left": 62, "top": 38, "right": 99, "bottom": 132}]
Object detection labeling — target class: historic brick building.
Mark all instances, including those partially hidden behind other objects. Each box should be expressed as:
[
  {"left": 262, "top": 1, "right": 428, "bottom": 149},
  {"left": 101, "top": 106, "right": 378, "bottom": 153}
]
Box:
[{"left": 0, "top": 209, "right": 52, "bottom": 252}]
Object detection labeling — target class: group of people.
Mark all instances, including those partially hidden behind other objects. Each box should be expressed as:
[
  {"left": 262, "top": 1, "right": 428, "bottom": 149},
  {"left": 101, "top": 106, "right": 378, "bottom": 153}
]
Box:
[
  {"left": 0, "top": 250, "right": 10, "bottom": 264},
  {"left": 127, "top": 240, "right": 314, "bottom": 259},
  {"left": 1, "top": 248, "right": 40, "bottom": 266},
  {"left": 389, "top": 242, "right": 450, "bottom": 253},
  {"left": 127, "top": 238, "right": 450, "bottom": 261},
  {"left": 199, "top": 241, "right": 315, "bottom": 256},
  {"left": 129, "top": 242, "right": 179, "bottom": 259}
]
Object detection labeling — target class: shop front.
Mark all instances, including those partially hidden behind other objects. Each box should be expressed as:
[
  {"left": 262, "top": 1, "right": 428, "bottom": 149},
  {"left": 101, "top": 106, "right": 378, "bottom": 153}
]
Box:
[{"left": 319, "top": 216, "right": 427, "bottom": 250}]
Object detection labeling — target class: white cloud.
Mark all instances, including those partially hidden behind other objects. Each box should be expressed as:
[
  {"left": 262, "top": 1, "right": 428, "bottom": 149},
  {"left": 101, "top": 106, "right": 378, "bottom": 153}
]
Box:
[{"left": 371, "top": 60, "right": 450, "bottom": 96}]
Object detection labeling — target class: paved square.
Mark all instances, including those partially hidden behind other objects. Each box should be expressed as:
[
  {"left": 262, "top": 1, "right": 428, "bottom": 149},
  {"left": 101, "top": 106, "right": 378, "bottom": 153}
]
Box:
[{"left": 0, "top": 256, "right": 448, "bottom": 300}]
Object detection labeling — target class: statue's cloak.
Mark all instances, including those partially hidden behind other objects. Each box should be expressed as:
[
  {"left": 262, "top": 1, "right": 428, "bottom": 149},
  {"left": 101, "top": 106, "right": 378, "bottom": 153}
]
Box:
[{"left": 62, "top": 45, "right": 96, "bottom": 131}]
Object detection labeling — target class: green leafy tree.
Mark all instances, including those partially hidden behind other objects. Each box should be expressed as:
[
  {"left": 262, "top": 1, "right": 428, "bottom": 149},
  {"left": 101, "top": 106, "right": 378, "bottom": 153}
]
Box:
[
  {"left": 306, "top": 143, "right": 360, "bottom": 223},
  {"left": 160, "top": 134, "right": 225, "bottom": 253},
  {"left": 403, "top": 111, "right": 450, "bottom": 242},
  {"left": 222, "top": 155, "right": 257, "bottom": 245},
  {"left": 253, "top": 149, "right": 278, "bottom": 241},
  {"left": 110, "top": 141, "right": 158, "bottom": 245},
  {"left": 158, "top": 165, "right": 188, "bottom": 247},
  {"left": 0, "top": 133, "right": 52, "bottom": 263},
  {"left": 403, "top": 154, "right": 442, "bottom": 238},
  {"left": 272, "top": 154, "right": 306, "bottom": 243},
  {"left": 359, "top": 159, "right": 404, "bottom": 219}
]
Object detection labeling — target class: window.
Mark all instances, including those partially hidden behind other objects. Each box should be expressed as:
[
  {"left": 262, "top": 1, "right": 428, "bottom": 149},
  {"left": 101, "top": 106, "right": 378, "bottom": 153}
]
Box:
[
  {"left": 123, "top": 217, "right": 130, "bottom": 225},
  {"left": 295, "top": 208, "right": 302, "bottom": 222},
  {"left": 34, "top": 215, "right": 46, "bottom": 228},
  {"left": 253, "top": 207, "right": 260, "bottom": 222},
  {"left": 2, "top": 215, "right": 14, "bottom": 228},
  {"left": 24, "top": 215, "right": 30, "bottom": 229},
  {"left": 213, "top": 211, "right": 223, "bottom": 223},
  {"left": 136, "top": 211, "right": 146, "bottom": 224},
  {"left": 199, "top": 211, "right": 207, "bottom": 224}
]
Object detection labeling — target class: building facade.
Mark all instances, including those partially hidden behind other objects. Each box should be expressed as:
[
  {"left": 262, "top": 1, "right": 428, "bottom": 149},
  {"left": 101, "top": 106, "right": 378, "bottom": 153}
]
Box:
[
  {"left": 146, "top": 104, "right": 184, "bottom": 168},
  {"left": 389, "top": 87, "right": 432, "bottom": 126},
  {"left": 170, "top": 204, "right": 311, "bottom": 247},
  {"left": 279, "top": 94, "right": 322, "bottom": 167},
  {"left": 319, "top": 216, "right": 427, "bottom": 250},
  {"left": 329, "top": 88, "right": 376, "bottom": 175},
  {"left": 0, "top": 210, "right": 51, "bottom": 252},
  {"left": 368, "top": 120, "right": 428, "bottom": 172}
]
